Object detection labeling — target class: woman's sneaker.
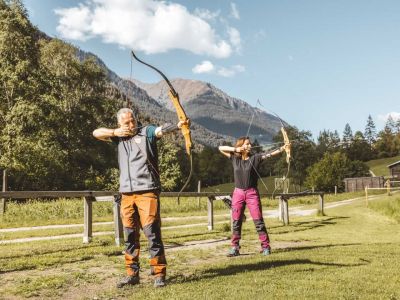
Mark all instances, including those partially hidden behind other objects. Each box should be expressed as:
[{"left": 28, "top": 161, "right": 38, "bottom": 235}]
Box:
[
  {"left": 227, "top": 247, "right": 240, "bottom": 257},
  {"left": 261, "top": 248, "right": 271, "bottom": 256}
]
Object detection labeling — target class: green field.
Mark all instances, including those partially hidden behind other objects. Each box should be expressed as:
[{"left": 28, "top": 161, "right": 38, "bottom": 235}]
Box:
[
  {"left": 1, "top": 192, "right": 399, "bottom": 299},
  {"left": 366, "top": 155, "right": 400, "bottom": 176}
]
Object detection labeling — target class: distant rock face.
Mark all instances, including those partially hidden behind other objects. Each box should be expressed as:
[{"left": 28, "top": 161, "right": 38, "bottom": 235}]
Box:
[{"left": 132, "top": 78, "right": 283, "bottom": 143}]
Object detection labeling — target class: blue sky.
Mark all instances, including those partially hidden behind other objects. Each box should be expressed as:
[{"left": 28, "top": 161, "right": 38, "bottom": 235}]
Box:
[{"left": 24, "top": 0, "right": 400, "bottom": 139}]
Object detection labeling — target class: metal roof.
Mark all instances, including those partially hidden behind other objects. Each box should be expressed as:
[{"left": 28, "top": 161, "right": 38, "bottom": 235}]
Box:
[{"left": 387, "top": 160, "right": 400, "bottom": 168}]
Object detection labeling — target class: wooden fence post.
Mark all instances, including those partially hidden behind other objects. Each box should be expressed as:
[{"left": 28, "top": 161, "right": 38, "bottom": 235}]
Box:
[
  {"left": 207, "top": 196, "right": 214, "bottom": 231},
  {"left": 83, "top": 196, "right": 93, "bottom": 243},
  {"left": 278, "top": 197, "right": 282, "bottom": 221},
  {"left": 318, "top": 194, "right": 325, "bottom": 216},
  {"left": 1, "top": 169, "right": 7, "bottom": 215},
  {"left": 197, "top": 181, "right": 201, "bottom": 207},
  {"left": 386, "top": 179, "right": 391, "bottom": 196},
  {"left": 334, "top": 186, "right": 337, "bottom": 195},
  {"left": 365, "top": 186, "right": 368, "bottom": 207},
  {"left": 113, "top": 201, "right": 124, "bottom": 246},
  {"left": 282, "top": 196, "right": 289, "bottom": 225}
]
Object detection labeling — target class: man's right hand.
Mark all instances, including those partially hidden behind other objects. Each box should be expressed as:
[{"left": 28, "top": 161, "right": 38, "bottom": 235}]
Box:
[{"left": 113, "top": 126, "right": 133, "bottom": 137}]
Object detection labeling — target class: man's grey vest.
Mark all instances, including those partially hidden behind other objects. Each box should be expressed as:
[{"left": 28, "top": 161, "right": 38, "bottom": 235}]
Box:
[{"left": 116, "top": 127, "right": 160, "bottom": 193}]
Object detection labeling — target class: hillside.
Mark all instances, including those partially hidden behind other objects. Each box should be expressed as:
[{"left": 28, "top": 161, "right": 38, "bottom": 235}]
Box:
[
  {"left": 366, "top": 155, "right": 400, "bottom": 176},
  {"left": 132, "top": 78, "right": 283, "bottom": 144},
  {"left": 77, "top": 50, "right": 231, "bottom": 148},
  {"left": 77, "top": 50, "right": 284, "bottom": 147}
]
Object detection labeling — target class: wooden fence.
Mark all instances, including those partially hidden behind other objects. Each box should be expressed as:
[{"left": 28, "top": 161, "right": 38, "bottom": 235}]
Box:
[
  {"left": 344, "top": 176, "right": 385, "bottom": 192},
  {"left": 0, "top": 190, "right": 324, "bottom": 246}
]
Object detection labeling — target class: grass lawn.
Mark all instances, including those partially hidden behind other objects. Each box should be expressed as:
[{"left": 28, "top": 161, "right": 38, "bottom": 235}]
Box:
[
  {"left": 1, "top": 192, "right": 399, "bottom": 299},
  {"left": 366, "top": 155, "right": 400, "bottom": 176}
]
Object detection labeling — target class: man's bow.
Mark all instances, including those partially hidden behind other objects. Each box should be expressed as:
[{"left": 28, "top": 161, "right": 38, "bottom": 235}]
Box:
[{"left": 131, "top": 51, "right": 193, "bottom": 198}]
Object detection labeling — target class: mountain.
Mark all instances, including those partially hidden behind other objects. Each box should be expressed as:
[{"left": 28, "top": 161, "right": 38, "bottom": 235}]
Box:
[
  {"left": 132, "top": 78, "right": 283, "bottom": 143},
  {"left": 77, "top": 50, "right": 283, "bottom": 146},
  {"left": 77, "top": 50, "right": 230, "bottom": 148}
]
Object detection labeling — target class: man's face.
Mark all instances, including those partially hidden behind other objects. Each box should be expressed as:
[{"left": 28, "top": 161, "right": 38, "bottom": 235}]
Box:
[{"left": 118, "top": 112, "right": 136, "bottom": 132}]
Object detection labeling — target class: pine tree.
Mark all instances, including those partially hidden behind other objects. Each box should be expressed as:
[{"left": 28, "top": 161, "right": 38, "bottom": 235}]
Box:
[
  {"left": 364, "top": 115, "right": 377, "bottom": 146},
  {"left": 396, "top": 118, "right": 400, "bottom": 134},
  {"left": 385, "top": 115, "right": 396, "bottom": 134},
  {"left": 342, "top": 123, "right": 353, "bottom": 148}
]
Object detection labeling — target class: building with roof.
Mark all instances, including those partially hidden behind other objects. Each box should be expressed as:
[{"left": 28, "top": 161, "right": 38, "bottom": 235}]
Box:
[{"left": 388, "top": 160, "right": 400, "bottom": 179}]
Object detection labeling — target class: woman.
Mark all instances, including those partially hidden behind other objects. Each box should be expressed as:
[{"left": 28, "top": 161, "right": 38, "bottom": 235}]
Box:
[{"left": 219, "top": 137, "right": 289, "bottom": 256}]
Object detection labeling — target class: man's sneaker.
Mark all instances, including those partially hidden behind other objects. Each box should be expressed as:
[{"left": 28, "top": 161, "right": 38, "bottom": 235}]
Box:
[
  {"left": 261, "top": 248, "right": 271, "bottom": 256},
  {"left": 116, "top": 275, "right": 140, "bottom": 288},
  {"left": 227, "top": 247, "right": 240, "bottom": 257},
  {"left": 154, "top": 276, "right": 166, "bottom": 288}
]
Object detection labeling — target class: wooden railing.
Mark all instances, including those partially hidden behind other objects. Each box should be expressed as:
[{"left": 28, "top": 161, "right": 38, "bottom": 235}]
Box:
[{"left": 0, "top": 191, "right": 324, "bottom": 245}]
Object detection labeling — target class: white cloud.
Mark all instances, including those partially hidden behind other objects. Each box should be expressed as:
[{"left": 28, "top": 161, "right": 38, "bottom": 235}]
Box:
[
  {"left": 217, "top": 64, "right": 245, "bottom": 77},
  {"left": 55, "top": 0, "right": 233, "bottom": 58},
  {"left": 227, "top": 26, "right": 241, "bottom": 52},
  {"left": 378, "top": 112, "right": 400, "bottom": 122},
  {"left": 230, "top": 3, "right": 240, "bottom": 20},
  {"left": 192, "top": 61, "right": 245, "bottom": 77},
  {"left": 55, "top": 4, "right": 93, "bottom": 40},
  {"left": 192, "top": 61, "right": 215, "bottom": 74},
  {"left": 194, "top": 8, "right": 220, "bottom": 20}
]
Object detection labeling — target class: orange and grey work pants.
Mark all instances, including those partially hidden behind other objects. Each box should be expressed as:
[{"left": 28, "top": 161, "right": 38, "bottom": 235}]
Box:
[{"left": 120, "top": 191, "right": 166, "bottom": 278}]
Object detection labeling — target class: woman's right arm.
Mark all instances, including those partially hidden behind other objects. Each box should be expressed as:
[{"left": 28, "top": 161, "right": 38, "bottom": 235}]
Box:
[{"left": 218, "top": 146, "right": 239, "bottom": 158}]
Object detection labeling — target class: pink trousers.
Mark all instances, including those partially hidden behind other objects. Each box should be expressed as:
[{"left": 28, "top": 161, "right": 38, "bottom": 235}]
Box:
[{"left": 231, "top": 187, "right": 270, "bottom": 250}]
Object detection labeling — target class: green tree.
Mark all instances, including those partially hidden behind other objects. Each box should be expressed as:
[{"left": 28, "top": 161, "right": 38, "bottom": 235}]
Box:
[
  {"left": 347, "top": 131, "right": 373, "bottom": 161},
  {"left": 267, "top": 126, "right": 317, "bottom": 189},
  {"left": 305, "top": 152, "right": 369, "bottom": 192},
  {"left": 158, "top": 139, "right": 183, "bottom": 191},
  {"left": 0, "top": 0, "right": 42, "bottom": 188},
  {"left": 196, "top": 146, "right": 232, "bottom": 188},
  {"left": 364, "top": 115, "right": 377, "bottom": 147},
  {"left": 375, "top": 117, "right": 398, "bottom": 158},
  {"left": 342, "top": 123, "right": 353, "bottom": 149},
  {"left": 316, "top": 129, "right": 340, "bottom": 156}
]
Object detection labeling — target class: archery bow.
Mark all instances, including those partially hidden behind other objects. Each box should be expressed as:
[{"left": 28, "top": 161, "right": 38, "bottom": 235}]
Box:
[
  {"left": 269, "top": 110, "right": 291, "bottom": 198},
  {"left": 131, "top": 51, "right": 193, "bottom": 200},
  {"left": 272, "top": 112, "right": 291, "bottom": 180},
  {"left": 246, "top": 100, "right": 291, "bottom": 196}
]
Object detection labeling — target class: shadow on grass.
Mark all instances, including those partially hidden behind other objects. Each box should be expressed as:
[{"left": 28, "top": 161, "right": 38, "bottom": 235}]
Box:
[
  {"left": 169, "top": 257, "right": 369, "bottom": 283},
  {"left": 164, "top": 230, "right": 226, "bottom": 241},
  {"left": 270, "top": 216, "right": 349, "bottom": 235},
  {"left": 278, "top": 243, "right": 362, "bottom": 253},
  {"left": 0, "top": 255, "right": 94, "bottom": 274},
  {"left": 0, "top": 240, "right": 115, "bottom": 261},
  {"left": 165, "top": 238, "right": 229, "bottom": 250}
]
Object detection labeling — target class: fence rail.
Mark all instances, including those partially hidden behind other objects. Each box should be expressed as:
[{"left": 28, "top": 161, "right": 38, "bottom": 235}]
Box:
[{"left": 0, "top": 190, "right": 324, "bottom": 245}]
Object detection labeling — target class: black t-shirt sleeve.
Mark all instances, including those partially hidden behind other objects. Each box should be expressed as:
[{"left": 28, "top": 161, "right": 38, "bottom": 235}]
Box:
[{"left": 252, "top": 153, "right": 263, "bottom": 168}]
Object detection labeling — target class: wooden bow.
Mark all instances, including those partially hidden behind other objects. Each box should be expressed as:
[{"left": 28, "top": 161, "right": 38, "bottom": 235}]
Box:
[{"left": 131, "top": 51, "right": 193, "bottom": 198}]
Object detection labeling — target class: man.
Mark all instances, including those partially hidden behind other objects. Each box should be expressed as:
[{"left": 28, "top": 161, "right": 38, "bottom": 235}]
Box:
[{"left": 93, "top": 107, "right": 188, "bottom": 288}]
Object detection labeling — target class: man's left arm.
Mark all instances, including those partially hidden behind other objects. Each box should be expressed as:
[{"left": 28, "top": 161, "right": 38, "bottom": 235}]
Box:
[{"left": 155, "top": 120, "right": 189, "bottom": 138}]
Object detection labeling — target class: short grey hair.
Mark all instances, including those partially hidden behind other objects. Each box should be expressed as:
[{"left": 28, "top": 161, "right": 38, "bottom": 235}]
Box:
[{"left": 117, "top": 108, "right": 134, "bottom": 122}]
